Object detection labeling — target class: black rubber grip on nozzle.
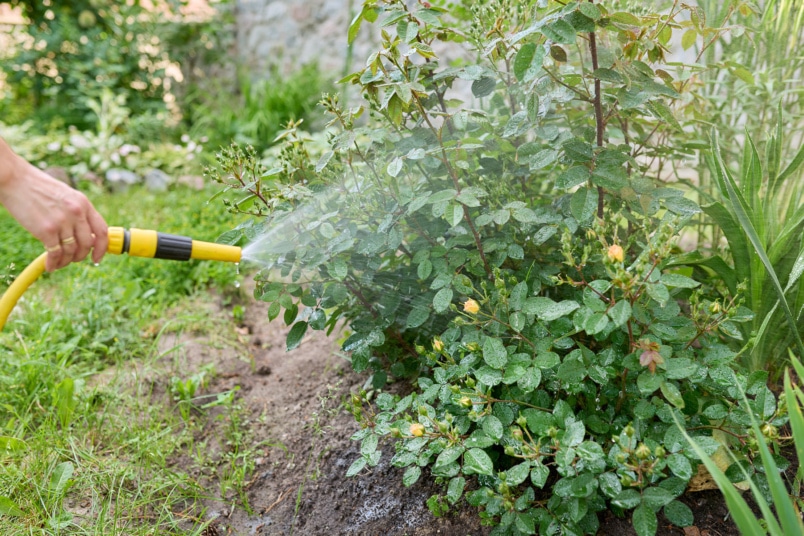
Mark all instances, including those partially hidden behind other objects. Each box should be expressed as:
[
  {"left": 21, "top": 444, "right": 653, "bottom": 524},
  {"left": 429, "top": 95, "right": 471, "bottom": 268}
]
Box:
[{"left": 155, "top": 233, "right": 193, "bottom": 261}]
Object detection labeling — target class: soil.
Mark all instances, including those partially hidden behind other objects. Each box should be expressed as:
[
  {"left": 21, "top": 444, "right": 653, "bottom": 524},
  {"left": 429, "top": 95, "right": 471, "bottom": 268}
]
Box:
[{"left": 157, "top": 290, "right": 748, "bottom": 536}]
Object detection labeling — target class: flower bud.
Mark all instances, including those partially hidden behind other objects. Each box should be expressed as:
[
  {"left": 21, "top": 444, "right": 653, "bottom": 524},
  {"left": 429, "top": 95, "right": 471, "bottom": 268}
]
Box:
[
  {"left": 504, "top": 445, "right": 517, "bottom": 456},
  {"left": 516, "top": 416, "right": 528, "bottom": 428},
  {"left": 624, "top": 424, "right": 635, "bottom": 437},
  {"left": 654, "top": 446, "right": 666, "bottom": 458},
  {"left": 459, "top": 396, "right": 473, "bottom": 408},
  {"left": 390, "top": 427, "right": 401, "bottom": 438},
  {"left": 620, "top": 474, "right": 633, "bottom": 486},
  {"left": 433, "top": 338, "right": 444, "bottom": 352},
  {"left": 616, "top": 452, "right": 627, "bottom": 464},
  {"left": 463, "top": 299, "right": 480, "bottom": 314},
  {"left": 709, "top": 301, "right": 722, "bottom": 314},
  {"left": 410, "top": 423, "right": 425, "bottom": 437},
  {"left": 607, "top": 244, "right": 624, "bottom": 263},
  {"left": 635, "top": 443, "right": 651, "bottom": 460},
  {"left": 466, "top": 377, "right": 476, "bottom": 388},
  {"left": 511, "top": 427, "right": 524, "bottom": 441},
  {"left": 547, "top": 426, "right": 558, "bottom": 438},
  {"left": 438, "top": 421, "right": 449, "bottom": 433},
  {"left": 761, "top": 424, "right": 779, "bottom": 439},
  {"left": 418, "top": 406, "right": 428, "bottom": 416}
]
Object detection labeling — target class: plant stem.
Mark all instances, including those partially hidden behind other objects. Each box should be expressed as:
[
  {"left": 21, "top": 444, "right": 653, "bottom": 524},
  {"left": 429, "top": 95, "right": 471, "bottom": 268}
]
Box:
[{"left": 588, "top": 13, "right": 605, "bottom": 219}]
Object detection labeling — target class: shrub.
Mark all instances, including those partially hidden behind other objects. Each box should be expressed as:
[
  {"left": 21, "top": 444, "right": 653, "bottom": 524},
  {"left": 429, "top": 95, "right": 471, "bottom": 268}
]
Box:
[{"left": 209, "top": 1, "right": 784, "bottom": 534}]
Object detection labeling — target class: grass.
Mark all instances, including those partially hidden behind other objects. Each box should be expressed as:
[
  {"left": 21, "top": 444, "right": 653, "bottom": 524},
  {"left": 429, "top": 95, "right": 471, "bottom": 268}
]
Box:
[{"left": 0, "top": 184, "right": 258, "bottom": 534}]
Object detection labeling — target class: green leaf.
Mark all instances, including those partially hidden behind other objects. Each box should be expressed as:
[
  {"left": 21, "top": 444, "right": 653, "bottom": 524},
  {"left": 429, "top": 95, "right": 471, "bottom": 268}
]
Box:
[
  {"left": 0, "top": 436, "right": 27, "bottom": 455},
  {"left": 387, "top": 157, "right": 403, "bottom": 177},
  {"left": 531, "top": 462, "right": 549, "bottom": 488},
  {"left": 681, "top": 29, "right": 697, "bottom": 51},
  {"left": 571, "top": 187, "right": 597, "bottom": 222},
  {"left": 646, "top": 282, "right": 669, "bottom": 306},
  {"left": 49, "top": 461, "right": 73, "bottom": 498},
  {"left": 712, "top": 130, "right": 804, "bottom": 358},
  {"left": 435, "top": 446, "right": 465, "bottom": 472},
  {"left": 286, "top": 321, "right": 309, "bottom": 351},
  {"left": 403, "top": 466, "right": 421, "bottom": 487},
  {"left": 463, "top": 448, "right": 494, "bottom": 476},
  {"left": 632, "top": 504, "right": 657, "bottom": 536},
  {"left": 660, "top": 381, "right": 685, "bottom": 409},
  {"left": 347, "top": 456, "right": 367, "bottom": 477},
  {"left": 667, "top": 453, "right": 693, "bottom": 480},
  {"left": 542, "top": 19, "right": 576, "bottom": 44},
  {"left": 523, "top": 297, "right": 580, "bottom": 321},
  {"left": 483, "top": 337, "right": 508, "bottom": 369},
  {"left": 472, "top": 77, "right": 496, "bottom": 98},
  {"left": 514, "top": 43, "right": 537, "bottom": 81},
  {"left": 406, "top": 305, "right": 430, "bottom": 328},
  {"left": 0, "top": 496, "right": 23, "bottom": 517},
  {"left": 599, "top": 473, "right": 622, "bottom": 499},
  {"left": 556, "top": 166, "right": 590, "bottom": 189},
  {"left": 608, "top": 300, "right": 631, "bottom": 327},
  {"left": 642, "top": 487, "right": 675, "bottom": 509},
  {"left": 447, "top": 476, "right": 466, "bottom": 504},
  {"left": 612, "top": 489, "right": 641, "bottom": 509},
  {"left": 610, "top": 12, "right": 642, "bottom": 27},
  {"left": 664, "top": 500, "right": 694, "bottom": 527},
  {"left": 660, "top": 273, "right": 700, "bottom": 288},
  {"left": 579, "top": 3, "right": 602, "bottom": 20},
  {"left": 433, "top": 288, "right": 453, "bottom": 313},
  {"left": 529, "top": 149, "right": 558, "bottom": 170},
  {"left": 348, "top": 9, "right": 364, "bottom": 44}
]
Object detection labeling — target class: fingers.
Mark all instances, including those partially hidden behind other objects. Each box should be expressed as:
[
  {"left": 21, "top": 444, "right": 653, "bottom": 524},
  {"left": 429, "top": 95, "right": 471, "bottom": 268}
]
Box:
[
  {"left": 44, "top": 242, "right": 63, "bottom": 273},
  {"left": 87, "top": 208, "right": 108, "bottom": 264}
]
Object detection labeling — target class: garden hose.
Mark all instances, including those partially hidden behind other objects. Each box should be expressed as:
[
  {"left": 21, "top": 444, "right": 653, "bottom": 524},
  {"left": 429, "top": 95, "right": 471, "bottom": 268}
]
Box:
[{"left": 0, "top": 227, "right": 241, "bottom": 331}]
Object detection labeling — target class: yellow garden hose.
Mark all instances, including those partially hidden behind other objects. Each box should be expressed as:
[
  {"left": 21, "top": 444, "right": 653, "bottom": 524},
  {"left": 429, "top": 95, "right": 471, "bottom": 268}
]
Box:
[{"left": 0, "top": 227, "right": 241, "bottom": 331}]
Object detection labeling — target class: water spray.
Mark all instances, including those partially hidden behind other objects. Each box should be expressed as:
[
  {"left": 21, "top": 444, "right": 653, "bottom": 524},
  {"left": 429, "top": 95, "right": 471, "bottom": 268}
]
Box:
[{"left": 0, "top": 226, "right": 241, "bottom": 331}]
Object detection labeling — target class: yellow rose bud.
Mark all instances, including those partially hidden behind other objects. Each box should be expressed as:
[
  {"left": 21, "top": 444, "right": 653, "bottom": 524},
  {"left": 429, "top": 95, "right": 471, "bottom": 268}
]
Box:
[
  {"left": 607, "top": 244, "right": 624, "bottom": 263},
  {"left": 410, "top": 423, "right": 425, "bottom": 437},
  {"left": 433, "top": 338, "right": 444, "bottom": 352},
  {"left": 463, "top": 299, "right": 480, "bottom": 314}
]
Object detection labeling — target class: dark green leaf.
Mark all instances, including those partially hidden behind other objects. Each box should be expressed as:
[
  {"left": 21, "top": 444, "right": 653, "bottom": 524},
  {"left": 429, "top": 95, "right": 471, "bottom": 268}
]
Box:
[
  {"left": 286, "top": 321, "right": 309, "bottom": 351},
  {"left": 632, "top": 504, "right": 657, "bottom": 536},
  {"left": 463, "top": 448, "right": 494, "bottom": 476},
  {"left": 542, "top": 19, "right": 576, "bottom": 44},
  {"left": 571, "top": 187, "right": 598, "bottom": 222},
  {"left": 664, "top": 500, "right": 694, "bottom": 527}
]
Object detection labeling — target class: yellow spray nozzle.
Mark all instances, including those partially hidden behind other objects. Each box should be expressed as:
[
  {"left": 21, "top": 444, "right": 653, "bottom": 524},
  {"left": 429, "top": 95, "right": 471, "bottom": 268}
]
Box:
[
  {"left": 0, "top": 227, "right": 242, "bottom": 331},
  {"left": 106, "top": 227, "right": 242, "bottom": 263}
]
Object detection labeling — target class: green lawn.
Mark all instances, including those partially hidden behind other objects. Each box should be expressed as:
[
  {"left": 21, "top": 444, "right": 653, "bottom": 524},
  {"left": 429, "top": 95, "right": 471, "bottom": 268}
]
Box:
[{"left": 0, "top": 185, "right": 253, "bottom": 535}]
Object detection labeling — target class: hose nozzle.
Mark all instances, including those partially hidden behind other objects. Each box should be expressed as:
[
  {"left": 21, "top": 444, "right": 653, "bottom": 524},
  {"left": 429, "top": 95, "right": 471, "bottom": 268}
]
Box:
[
  {"left": 0, "top": 227, "right": 242, "bottom": 331},
  {"left": 107, "top": 227, "right": 241, "bottom": 263}
]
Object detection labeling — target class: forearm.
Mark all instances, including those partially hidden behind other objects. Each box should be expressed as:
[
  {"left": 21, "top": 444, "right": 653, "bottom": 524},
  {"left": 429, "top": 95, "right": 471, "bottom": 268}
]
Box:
[{"left": 0, "top": 136, "right": 27, "bottom": 193}]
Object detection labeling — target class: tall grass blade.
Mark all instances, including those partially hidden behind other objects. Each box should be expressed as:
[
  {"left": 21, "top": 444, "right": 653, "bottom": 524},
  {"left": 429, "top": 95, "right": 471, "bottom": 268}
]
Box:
[{"left": 711, "top": 130, "right": 804, "bottom": 360}]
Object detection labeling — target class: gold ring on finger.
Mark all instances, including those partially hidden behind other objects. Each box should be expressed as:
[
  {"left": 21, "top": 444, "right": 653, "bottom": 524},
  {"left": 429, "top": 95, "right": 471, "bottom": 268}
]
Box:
[
  {"left": 61, "top": 236, "right": 76, "bottom": 245},
  {"left": 46, "top": 244, "right": 62, "bottom": 253}
]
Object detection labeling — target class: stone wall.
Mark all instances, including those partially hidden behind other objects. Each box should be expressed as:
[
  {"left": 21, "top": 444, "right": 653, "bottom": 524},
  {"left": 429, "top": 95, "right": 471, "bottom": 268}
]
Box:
[{"left": 235, "top": 0, "right": 376, "bottom": 78}]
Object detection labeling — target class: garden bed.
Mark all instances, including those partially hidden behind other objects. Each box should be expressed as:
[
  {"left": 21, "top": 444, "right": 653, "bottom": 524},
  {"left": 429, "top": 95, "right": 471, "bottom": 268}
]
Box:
[{"left": 163, "top": 291, "right": 754, "bottom": 536}]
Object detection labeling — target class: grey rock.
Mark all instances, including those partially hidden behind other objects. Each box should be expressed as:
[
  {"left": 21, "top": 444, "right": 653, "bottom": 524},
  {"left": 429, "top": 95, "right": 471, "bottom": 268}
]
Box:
[
  {"left": 144, "top": 168, "right": 172, "bottom": 192},
  {"left": 105, "top": 168, "right": 140, "bottom": 192}
]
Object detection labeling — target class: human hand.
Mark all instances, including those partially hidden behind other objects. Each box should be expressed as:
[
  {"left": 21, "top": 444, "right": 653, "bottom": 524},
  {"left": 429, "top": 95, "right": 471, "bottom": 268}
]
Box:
[{"left": 0, "top": 139, "right": 108, "bottom": 272}]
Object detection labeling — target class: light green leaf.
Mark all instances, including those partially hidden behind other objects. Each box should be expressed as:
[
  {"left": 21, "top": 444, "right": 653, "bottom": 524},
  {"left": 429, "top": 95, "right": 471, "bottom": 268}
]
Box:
[
  {"left": 347, "top": 456, "right": 367, "bottom": 477},
  {"left": 482, "top": 337, "right": 508, "bottom": 369},
  {"left": 403, "top": 466, "right": 421, "bottom": 487},
  {"left": 433, "top": 288, "right": 453, "bottom": 313},
  {"left": 571, "top": 187, "right": 597, "bottom": 222},
  {"left": 49, "top": 461, "right": 73, "bottom": 498},
  {"left": 0, "top": 496, "right": 23, "bottom": 517},
  {"left": 434, "top": 446, "right": 465, "bottom": 472},
  {"left": 660, "top": 273, "right": 700, "bottom": 288}
]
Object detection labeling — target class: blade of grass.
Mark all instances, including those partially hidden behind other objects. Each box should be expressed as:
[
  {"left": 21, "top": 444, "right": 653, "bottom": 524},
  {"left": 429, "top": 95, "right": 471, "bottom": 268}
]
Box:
[{"left": 711, "top": 129, "right": 804, "bottom": 359}]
